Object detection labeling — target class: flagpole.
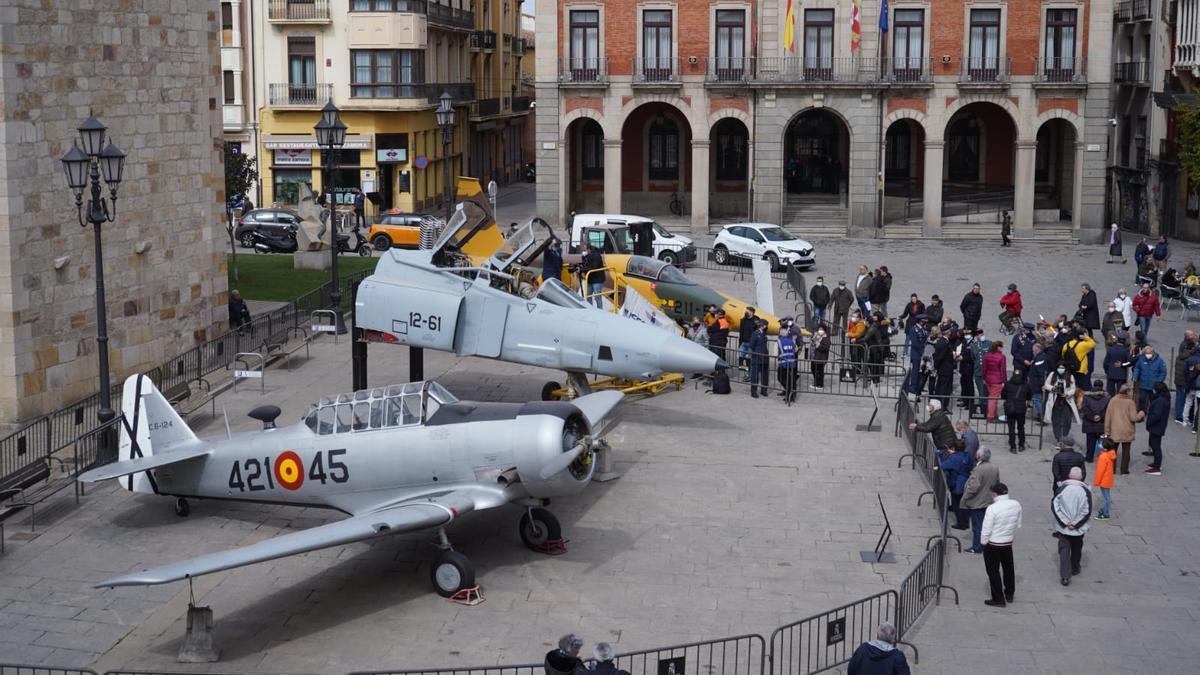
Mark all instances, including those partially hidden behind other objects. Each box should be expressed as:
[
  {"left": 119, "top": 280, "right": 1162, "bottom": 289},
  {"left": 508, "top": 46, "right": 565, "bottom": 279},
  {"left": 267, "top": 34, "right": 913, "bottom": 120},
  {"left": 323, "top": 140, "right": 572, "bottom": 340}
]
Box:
[{"left": 876, "top": 1, "right": 888, "bottom": 233}]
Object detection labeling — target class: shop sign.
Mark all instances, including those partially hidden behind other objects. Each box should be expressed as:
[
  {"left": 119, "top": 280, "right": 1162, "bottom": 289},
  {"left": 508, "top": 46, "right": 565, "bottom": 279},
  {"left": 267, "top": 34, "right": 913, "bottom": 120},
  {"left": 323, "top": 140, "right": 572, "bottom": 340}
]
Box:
[
  {"left": 275, "top": 148, "right": 312, "bottom": 166},
  {"left": 377, "top": 148, "right": 408, "bottom": 163}
]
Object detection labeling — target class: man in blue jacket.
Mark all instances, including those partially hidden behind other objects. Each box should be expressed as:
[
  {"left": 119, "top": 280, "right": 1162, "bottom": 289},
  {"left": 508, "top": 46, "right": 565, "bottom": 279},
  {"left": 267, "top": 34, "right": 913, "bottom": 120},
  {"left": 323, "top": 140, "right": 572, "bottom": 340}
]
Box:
[
  {"left": 848, "top": 622, "right": 910, "bottom": 675},
  {"left": 1010, "top": 323, "right": 1037, "bottom": 373},
  {"left": 1131, "top": 345, "right": 1167, "bottom": 410},
  {"left": 905, "top": 315, "right": 929, "bottom": 395},
  {"left": 1103, "top": 333, "right": 1132, "bottom": 396},
  {"left": 939, "top": 443, "right": 975, "bottom": 530}
]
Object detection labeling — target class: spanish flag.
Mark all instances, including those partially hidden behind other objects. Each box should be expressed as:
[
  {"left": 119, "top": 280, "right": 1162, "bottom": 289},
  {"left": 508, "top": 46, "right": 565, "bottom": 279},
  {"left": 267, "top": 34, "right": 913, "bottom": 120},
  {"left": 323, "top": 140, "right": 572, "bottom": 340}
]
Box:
[
  {"left": 850, "top": 0, "right": 861, "bottom": 51},
  {"left": 784, "top": 0, "right": 796, "bottom": 52}
]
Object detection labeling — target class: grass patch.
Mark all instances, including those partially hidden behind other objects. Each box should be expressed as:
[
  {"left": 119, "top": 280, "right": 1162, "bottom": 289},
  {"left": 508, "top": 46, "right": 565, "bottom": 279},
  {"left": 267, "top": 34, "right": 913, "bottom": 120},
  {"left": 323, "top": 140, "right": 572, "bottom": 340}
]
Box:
[{"left": 227, "top": 253, "right": 379, "bottom": 302}]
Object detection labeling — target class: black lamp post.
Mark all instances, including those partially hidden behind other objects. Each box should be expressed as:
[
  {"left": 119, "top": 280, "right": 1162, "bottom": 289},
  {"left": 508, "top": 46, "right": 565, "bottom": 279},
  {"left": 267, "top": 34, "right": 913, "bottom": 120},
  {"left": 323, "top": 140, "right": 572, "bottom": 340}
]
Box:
[
  {"left": 61, "top": 115, "right": 126, "bottom": 426},
  {"left": 436, "top": 92, "right": 457, "bottom": 223},
  {"left": 315, "top": 100, "right": 348, "bottom": 334}
]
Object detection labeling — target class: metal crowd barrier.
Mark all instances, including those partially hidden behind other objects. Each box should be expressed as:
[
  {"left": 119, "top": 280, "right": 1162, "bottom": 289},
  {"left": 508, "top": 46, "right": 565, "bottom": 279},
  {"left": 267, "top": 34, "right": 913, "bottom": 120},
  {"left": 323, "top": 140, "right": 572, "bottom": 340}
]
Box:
[
  {"left": 0, "top": 666, "right": 99, "bottom": 675},
  {"left": 616, "top": 634, "right": 765, "bottom": 675},
  {"left": 767, "top": 591, "right": 898, "bottom": 675},
  {"left": 711, "top": 350, "right": 908, "bottom": 401}
]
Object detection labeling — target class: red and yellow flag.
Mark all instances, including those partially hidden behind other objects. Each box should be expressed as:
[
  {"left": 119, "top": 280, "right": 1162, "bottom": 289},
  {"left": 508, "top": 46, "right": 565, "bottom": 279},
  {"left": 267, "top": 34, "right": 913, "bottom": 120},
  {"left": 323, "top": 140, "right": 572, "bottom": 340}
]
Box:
[
  {"left": 784, "top": 0, "right": 796, "bottom": 52},
  {"left": 850, "top": 0, "right": 861, "bottom": 51}
]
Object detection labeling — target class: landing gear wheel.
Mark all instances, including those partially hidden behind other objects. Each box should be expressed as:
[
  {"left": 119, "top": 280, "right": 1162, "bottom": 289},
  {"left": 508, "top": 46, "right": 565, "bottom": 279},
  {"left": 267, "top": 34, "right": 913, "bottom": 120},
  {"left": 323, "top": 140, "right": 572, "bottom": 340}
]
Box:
[
  {"left": 430, "top": 549, "right": 475, "bottom": 598},
  {"left": 174, "top": 498, "right": 190, "bottom": 517},
  {"left": 519, "top": 507, "right": 562, "bottom": 550},
  {"left": 541, "top": 381, "right": 562, "bottom": 401}
]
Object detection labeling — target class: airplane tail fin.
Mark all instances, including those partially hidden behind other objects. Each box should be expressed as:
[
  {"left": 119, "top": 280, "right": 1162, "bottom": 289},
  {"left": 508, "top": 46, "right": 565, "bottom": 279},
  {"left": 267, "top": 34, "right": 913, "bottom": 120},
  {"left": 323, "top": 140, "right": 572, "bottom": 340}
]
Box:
[{"left": 118, "top": 374, "right": 198, "bottom": 493}]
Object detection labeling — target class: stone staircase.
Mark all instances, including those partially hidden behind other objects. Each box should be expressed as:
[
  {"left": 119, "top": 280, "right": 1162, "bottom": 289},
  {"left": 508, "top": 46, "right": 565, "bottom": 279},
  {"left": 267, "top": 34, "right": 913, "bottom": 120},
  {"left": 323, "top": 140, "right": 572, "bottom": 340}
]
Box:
[
  {"left": 880, "top": 219, "right": 1078, "bottom": 242},
  {"left": 783, "top": 193, "right": 849, "bottom": 238}
]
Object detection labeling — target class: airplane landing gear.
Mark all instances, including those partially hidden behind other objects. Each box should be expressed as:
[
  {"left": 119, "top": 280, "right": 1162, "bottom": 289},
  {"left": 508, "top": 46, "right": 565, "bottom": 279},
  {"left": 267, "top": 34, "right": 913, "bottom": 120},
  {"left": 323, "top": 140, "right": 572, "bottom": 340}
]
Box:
[
  {"left": 520, "top": 507, "right": 565, "bottom": 555},
  {"left": 430, "top": 549, "right": 476, "bottom": 598},
  {"left": 174, "top": 498, "right": 190, "bottom": 517},
  {"left": 429, "top": 528, "right": 480, "bottom": 602}
]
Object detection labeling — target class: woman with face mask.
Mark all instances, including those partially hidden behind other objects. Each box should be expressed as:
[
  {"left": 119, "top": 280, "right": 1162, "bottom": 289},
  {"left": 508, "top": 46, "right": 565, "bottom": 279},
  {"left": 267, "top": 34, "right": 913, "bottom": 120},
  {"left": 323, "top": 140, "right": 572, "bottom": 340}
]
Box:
[
  {"left": 1113, "top": 289, "right": 1133, "bottom": 329},
  {"left": 1043, "top": 365, "right": 1082, "bottom": 442}
]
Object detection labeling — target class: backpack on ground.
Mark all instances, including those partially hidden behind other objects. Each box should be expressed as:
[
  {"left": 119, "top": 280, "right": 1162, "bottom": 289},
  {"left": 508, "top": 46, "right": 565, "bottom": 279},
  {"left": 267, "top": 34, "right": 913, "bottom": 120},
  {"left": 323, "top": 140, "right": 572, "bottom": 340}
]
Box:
[{"left": 710, "top": 368, "right": 731, "bottom": 395}]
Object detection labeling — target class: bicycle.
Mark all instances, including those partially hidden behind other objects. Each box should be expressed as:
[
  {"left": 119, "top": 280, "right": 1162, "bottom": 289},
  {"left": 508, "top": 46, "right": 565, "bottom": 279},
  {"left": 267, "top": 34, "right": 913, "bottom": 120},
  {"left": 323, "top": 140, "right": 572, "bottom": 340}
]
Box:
[{"left": 668, "top": 191, "right": 682, "bottom": 216}]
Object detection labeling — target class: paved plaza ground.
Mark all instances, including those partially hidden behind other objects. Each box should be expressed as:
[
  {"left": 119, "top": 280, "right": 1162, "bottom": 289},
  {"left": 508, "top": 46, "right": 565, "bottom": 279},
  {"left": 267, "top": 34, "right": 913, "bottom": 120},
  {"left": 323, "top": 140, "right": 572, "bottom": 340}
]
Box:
[{"left": 2, "top": 228, "right": 1200, "bottom": 674}]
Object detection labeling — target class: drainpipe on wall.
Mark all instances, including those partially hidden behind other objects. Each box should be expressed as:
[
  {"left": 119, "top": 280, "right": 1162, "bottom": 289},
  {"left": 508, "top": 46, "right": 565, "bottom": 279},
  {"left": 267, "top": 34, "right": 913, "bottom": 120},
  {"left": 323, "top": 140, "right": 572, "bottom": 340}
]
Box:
[{"left": 749, "top": 0, "right": 762, "bottom": 223}]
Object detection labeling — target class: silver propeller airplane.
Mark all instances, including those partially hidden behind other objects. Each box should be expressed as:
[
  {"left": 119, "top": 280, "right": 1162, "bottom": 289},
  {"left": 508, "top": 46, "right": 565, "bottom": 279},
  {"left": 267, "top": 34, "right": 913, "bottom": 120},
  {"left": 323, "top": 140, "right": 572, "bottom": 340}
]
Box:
[
  {"left": 80, "top": 373, "right": 623, "bottom": 597},
  {"left": 354, "top": 198, "right": 722, "bottom": 398}
]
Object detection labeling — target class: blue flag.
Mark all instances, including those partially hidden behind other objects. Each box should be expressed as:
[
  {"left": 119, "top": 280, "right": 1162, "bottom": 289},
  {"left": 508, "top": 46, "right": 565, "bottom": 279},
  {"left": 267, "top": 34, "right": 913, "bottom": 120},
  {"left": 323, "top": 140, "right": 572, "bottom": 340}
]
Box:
[{"left": 879, "top": 0, "right": 889, "bottom": 32}]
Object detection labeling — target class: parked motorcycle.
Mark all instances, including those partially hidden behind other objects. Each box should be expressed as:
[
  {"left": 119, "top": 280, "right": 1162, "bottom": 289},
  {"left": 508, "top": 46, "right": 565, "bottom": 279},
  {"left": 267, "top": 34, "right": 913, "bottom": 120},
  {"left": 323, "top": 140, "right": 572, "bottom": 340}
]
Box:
[
  {"left": 251, "top": 225, "right": 298, "bottom": 254},
  {"left": 524, "top": 162, "right": 536, "bottom": 183},
  {"left": 337, "top": 227, "right": 372, "bottom": 257}
]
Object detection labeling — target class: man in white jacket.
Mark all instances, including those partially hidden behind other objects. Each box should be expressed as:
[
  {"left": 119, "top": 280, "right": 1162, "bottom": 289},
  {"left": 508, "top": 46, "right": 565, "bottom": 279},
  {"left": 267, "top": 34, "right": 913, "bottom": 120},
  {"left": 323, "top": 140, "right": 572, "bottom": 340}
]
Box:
[
  {"left": 980, "top": 482, "right": 1022, "bottom": 607},
  {"left": 1113, "top": 289, "right": 1134, "bottom": 331},
  {"left": 1052, "top": 466, "right": 1092, "bottom": 586}
]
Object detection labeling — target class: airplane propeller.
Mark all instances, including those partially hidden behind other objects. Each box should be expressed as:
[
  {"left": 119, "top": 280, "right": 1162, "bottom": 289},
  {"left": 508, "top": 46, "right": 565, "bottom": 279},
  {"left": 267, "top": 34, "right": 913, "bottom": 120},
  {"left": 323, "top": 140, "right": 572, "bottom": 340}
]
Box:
[{"left": 538, "top": 436, "right": 592, "bottom": 481}]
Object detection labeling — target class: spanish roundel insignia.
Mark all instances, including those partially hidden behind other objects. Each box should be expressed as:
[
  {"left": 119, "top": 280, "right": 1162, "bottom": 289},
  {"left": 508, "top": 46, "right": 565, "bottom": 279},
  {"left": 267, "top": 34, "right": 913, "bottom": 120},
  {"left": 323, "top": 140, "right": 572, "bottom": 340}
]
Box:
[{"left": 274, "top": 451, "right": 304, "bottom": 490}]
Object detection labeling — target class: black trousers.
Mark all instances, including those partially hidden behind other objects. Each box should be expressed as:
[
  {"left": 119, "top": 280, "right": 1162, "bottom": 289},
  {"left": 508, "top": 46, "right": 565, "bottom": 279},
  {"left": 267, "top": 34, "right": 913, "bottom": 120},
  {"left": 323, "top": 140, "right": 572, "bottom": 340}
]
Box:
[
  {"left": 812, "top": 362, "right": 826, "bottom": 388},
  {"left": 983, "top": 544, "right": 1015, "bottom": 602},
  {"left": 959, "top": 370, "right": 975, "bottom": 405},
  {"left": 1057, "top": 534, "right": 1084, "bottom": 578},
  {"left": 779, "top": 367, "right": 797, "bottom": 402},
  {"left": 1085, "top": 432, "right": 1101, "bottom": 462},
  {"left": 1007, "top": 414, "right": 1027, "bottom": 450}
]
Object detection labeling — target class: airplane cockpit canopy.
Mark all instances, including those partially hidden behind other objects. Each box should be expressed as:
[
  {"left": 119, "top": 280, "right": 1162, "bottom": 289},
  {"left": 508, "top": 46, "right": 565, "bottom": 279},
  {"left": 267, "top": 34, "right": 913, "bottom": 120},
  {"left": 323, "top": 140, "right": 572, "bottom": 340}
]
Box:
[
  {"left": 535, "top": 277, "right": 589, "bottom": 309},
  {"left": 303, "top": 381, "right": 460, "bottom": 435},
  {"left": 485, "top": 217, "right": 554, "bottom": 273},
  {"left": 625, "top": 255, "right": 697, "bottom": 286},
  {"left": 431, "top": 200, "right": 491, "bottom": 258}
]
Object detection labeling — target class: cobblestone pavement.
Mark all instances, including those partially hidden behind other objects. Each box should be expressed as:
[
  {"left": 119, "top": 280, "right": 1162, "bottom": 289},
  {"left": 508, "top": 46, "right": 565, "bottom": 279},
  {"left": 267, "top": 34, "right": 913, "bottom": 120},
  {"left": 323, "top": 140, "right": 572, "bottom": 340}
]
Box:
[{"left": 1, "top": 236, "right": 1199, "bottom": 674}]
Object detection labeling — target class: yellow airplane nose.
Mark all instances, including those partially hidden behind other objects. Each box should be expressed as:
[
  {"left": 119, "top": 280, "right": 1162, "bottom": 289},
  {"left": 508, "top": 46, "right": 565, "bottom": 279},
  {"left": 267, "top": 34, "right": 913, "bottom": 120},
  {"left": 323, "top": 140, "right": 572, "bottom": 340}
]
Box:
[{"left": 720, "top": 299, "right": 781, "bottom": 334}]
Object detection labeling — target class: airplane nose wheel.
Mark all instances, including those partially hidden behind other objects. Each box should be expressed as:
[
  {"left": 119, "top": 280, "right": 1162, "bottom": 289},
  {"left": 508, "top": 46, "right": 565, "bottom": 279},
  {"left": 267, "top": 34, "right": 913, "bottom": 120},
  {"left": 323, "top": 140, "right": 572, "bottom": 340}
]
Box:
[
  {"left": 430, "top": 549, "right": 476, "bottom": 598},
  {"left": 519, "top": 507, "right": 565, "bottom": 555},
  {"left": 174, "top": 498, "right": 190, "bottom": 517}
]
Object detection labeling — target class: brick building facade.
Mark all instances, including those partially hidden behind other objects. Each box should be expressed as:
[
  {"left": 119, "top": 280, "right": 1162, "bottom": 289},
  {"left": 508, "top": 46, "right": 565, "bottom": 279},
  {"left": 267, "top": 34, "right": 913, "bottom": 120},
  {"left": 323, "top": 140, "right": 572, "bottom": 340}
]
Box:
[
  {"left": 535, "top": 0, "right": 1112, "bottom": 242},
  {"left": 0, "top": 1, "right": 227, "bottom": 424}
]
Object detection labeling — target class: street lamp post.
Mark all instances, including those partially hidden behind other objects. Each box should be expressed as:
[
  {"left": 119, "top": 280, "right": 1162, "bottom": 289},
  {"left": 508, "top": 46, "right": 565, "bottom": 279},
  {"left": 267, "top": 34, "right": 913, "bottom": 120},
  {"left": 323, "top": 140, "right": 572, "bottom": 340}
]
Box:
[
  {"left": 436, "top": 92, "right": 457, "bottom": 224},
  {"left": 61, "top": 115, "right": 126, "bottom": 427},
  {"left": 315, "top": 100, "right": 348, "bottom": 334}
]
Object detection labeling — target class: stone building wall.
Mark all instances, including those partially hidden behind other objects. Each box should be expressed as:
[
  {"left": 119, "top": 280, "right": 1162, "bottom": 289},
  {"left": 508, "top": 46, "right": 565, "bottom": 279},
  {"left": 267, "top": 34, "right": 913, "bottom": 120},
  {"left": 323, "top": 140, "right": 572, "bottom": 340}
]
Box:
[{"left": 0, "top": 0, "right": 227, "bottom": 424}]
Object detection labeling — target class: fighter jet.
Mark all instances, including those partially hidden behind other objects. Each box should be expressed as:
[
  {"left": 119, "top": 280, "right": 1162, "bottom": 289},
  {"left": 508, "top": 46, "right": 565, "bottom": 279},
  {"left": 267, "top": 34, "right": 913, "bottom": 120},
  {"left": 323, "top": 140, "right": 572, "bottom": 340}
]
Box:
[
  {"left": 354, "top": 198, "right": 722, "bottom": 396},
  {"left": 79, "top": 374, "right": 623, "bottom": 598}
]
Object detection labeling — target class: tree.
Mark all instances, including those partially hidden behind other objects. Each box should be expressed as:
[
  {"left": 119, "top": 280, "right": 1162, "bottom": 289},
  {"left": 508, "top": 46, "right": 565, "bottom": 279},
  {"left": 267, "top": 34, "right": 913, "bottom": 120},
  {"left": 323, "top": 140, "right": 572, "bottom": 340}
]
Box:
[
  {"left": 223, "top": 144, "right": 259, "bottom": 283},
  {"left": 1178, "top": 105, "right": 1200, "bottom": 192}
]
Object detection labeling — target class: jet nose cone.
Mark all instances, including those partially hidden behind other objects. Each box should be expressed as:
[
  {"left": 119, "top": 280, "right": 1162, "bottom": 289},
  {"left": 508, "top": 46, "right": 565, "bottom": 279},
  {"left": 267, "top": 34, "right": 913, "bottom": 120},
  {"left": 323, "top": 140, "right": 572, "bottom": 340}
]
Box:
[{"left": 659, "top": 336, "right": 722, "bottom": 374}]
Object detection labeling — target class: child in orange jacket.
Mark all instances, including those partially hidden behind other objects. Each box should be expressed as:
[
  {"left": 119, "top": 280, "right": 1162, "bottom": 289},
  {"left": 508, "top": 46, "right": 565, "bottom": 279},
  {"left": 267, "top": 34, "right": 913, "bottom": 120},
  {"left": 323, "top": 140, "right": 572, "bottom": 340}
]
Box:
[{"left": 1094, "top": 437, "right": 1118, "bottom": 520}]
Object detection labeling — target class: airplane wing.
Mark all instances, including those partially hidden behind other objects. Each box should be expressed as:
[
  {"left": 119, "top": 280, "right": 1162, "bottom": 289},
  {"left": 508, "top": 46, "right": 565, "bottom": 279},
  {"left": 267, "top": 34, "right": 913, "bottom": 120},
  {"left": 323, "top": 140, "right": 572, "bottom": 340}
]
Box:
[
  {"left": 570, "top": 390, "right": 624, "bottom": 429},
  {"left": 78, "top": 444, "right": 210, "bottom": 483},
  {"left": 95, "top": 491, "right": 479, "bottom": 587}
]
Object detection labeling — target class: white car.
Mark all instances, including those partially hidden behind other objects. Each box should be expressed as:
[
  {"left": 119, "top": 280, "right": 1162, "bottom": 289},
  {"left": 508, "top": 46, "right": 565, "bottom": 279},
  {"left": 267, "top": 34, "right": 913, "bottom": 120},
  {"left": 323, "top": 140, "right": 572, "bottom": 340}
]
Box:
[
  {"left": 570, "top": 213, "right": 697, "bottom": 266},
  {"left": 712, "top": 223, "right": 815, "bottom": 271}
]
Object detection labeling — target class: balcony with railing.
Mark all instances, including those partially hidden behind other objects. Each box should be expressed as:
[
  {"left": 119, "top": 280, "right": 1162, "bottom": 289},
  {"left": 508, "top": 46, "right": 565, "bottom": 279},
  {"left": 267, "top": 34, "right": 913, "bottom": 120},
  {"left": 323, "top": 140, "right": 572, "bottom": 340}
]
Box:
[
  {"left": 470, "top": 97, "right": 502, "bottom": 120},
  {"left": 268, "top": 83, "right": 334, "bottom": 106},
  {"left": 268, "top": 0, "right": 331, "bottom": 23},
  {"left": 1114, "top": 0, "right": 1151, "bottom": 21},
  {"left": 750, "top": 56, "right": 882, "bottom": 85},
  {"left": 470, "top": 30, "right": 496, "bottom": 51},
  {"left": 1033, "top": 56, "right": 1087, "bottom": 86},
  {"left": 1114, "top": 60, "right": 1151, "bottom": 84},
  {"left": 957, "top": 56, "right": 1012, "bottom": 86},
  {"left": 510, "top": 37, "right": 526, "bottom": 54},
  {"left": 632, "top": 57, "right": 682, "bottom": 86},
  {"left": 512, "top": 95, "right": 532, "bottom": 112},
  {"left": 424, "top": 82, "right": 475, "bottom": 103},
  {"left": 427, "top": 2, "right": 473, "bottom": 30},
  {"left": 704, "top": 57, "right": 751, "bottom": 83},
  {"left": 882, "top": 57, "right": 934, "bottom": 85},
  {"left": 558, "top": 57, "right": 608, "bottom": 86}
]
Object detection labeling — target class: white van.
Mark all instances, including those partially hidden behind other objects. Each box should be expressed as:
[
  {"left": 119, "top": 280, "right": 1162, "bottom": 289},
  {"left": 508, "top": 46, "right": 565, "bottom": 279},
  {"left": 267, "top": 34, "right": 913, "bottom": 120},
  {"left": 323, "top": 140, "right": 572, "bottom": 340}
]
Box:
[{"left": 569, "top": 213, "right": 697, "bottom": 266}]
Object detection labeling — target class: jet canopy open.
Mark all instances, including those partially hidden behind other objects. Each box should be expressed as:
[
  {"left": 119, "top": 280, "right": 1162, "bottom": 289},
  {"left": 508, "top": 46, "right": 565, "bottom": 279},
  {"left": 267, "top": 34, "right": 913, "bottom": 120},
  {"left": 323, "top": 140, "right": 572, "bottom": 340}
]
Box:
[
  {"left": 623, "top": 255, "right": 697, "bottom": 286},
  {"left": 303, "top": 381, "right": 459, "bottom": 435}
]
